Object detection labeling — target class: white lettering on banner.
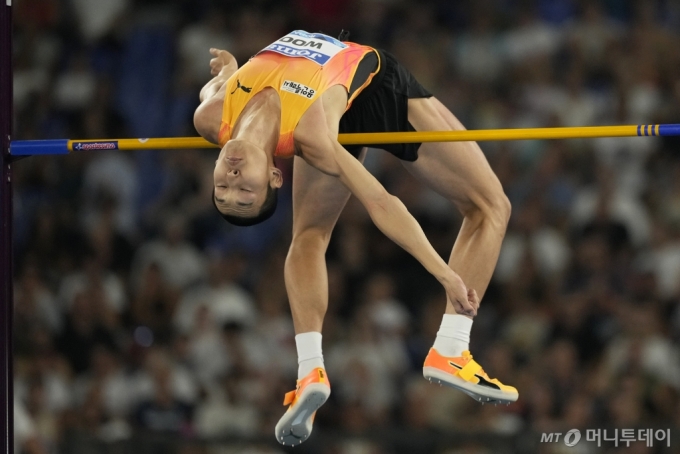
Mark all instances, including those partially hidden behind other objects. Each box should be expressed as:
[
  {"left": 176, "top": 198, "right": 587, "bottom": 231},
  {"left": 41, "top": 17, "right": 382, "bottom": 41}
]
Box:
[
  {"left": 260, "top": 30, "right": 347, "bottom": 65},
  {"left": 281, "top": 80, "right": 316, "bottom": 99}
]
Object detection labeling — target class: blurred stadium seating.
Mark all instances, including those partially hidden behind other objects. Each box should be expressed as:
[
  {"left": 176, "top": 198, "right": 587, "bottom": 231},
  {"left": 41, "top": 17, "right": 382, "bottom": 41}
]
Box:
[{"left": 11, "top": 0, "right": 680, "bottom": 452}]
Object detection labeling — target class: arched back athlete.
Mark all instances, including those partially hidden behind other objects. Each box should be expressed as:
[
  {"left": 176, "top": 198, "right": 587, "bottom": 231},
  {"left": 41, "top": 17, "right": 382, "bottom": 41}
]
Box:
[{"left": 193, "top": 30, "right": 516, "bottom": 446}]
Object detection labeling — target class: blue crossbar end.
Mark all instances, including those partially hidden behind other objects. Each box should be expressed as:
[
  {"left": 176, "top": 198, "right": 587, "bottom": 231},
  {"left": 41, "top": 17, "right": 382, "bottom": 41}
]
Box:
[
  {"left": 10, "top": 140, "right": 70, "bottom": 156},
  {"left": 659, "top": 124, "right": 680, "bottom": 137}
]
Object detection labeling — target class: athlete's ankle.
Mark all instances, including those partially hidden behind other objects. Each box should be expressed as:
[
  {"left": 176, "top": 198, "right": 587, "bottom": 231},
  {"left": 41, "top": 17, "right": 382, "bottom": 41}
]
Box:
[
  {"left": 432, "top": 314, "right": 472, "bottom": 357},
  {"left": 298, "top": 358, "right": 325, "bottom": 378},
  {"left": 296, "top": 332, "right": 324, "bottom": 379}
]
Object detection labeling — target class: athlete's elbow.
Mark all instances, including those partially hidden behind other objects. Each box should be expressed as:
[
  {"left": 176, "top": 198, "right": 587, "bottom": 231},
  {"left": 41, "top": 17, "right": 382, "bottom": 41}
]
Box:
[
  {"left": 193, "top": 99, "right": 221, "bottom": 143},
  {"left": 193, "top": 105, "right": 209, "bottom": 138}
]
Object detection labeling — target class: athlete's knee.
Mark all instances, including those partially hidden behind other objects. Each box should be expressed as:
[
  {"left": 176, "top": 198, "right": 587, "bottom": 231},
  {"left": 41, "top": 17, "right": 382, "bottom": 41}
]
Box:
[
  {"left": 289, "top": 227, "right": 333, "bottom": 255},
  {"left": 463, "top": 188, "right": 511, "bottom": 232},
  {"left": 491, "top": 191, "right": 512, "bottom": 228}
]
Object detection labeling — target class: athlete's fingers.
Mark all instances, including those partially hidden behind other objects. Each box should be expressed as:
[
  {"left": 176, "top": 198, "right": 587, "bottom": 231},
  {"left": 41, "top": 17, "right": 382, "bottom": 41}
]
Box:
[
  {"left": 448, "top": 290, "right": 475, "bottom": 314},
  {"left": 467, "top": 288, "right": 479, "bottom": 307},
  {"left": 457, "top": 297, "right": 476, "bottom": 316},
  {"left": 210, "top": 57, "right": 222, "bottom": 75},
  {"left": 453, "top": 300, "right": 475, "bottom": 317},
  {"left": 209, "top": 48, "right": 219, "bottom": 56},
  {"left": 447, "top": 292, "right": 475, "bottom": 316},
  {"left": 442, "top": 271, "right": 476, "bottom": 316},
  {"left": 467, "top": 289, "right": 480, "bottom": 313}
]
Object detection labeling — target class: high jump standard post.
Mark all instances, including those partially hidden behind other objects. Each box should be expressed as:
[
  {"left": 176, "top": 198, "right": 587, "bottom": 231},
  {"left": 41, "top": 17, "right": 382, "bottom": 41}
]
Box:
[{"left": 1, "top": 0, "right": 13, "bottom": 451}]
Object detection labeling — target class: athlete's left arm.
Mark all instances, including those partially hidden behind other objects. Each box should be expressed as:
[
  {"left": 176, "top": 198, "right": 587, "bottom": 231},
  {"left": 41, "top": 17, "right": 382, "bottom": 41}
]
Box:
[
  {"left": 199, "top": 48, "right": 238, "bottom": 102},
  {"left": 193, "top": 49, "right": 238, "bottom": 143}
]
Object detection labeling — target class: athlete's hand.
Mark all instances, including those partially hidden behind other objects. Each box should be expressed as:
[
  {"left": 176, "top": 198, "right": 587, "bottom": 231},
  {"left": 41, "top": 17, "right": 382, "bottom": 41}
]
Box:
[
  {"left": 209, "top": 48, "right": 236, "bottom": 76},
  {"left": 441, "top": 271, "right": 476, "bottom": 317},
  {"left": 467, "top": 288, "right": 480, "bottom": 315}
]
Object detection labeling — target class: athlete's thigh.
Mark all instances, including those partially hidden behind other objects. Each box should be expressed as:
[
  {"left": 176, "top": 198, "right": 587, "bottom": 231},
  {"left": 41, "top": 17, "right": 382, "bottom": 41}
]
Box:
[
  {"left": 404, "top": 97, "right": 504, "bottom": 213},
  {"left": 291, "top": 149, "right": 366, "bottom": 234}
]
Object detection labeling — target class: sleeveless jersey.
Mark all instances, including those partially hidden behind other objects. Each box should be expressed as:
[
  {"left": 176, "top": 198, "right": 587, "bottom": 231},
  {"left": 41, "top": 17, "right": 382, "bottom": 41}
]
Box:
[{"left": 218, "top": 30, "right": 379, "bottom": 157}]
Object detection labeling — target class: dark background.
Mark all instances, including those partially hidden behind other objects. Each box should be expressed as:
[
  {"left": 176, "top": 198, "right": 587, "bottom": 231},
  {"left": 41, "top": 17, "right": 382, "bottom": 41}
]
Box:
[{"left": 11, "top": 0, "right": 680, "bottom": 452}]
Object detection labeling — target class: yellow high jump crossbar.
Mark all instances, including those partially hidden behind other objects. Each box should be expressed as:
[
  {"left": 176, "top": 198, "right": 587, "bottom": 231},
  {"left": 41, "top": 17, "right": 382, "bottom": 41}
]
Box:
[{"left": 9, "top": 124, "right": 680, "bottom": 155}]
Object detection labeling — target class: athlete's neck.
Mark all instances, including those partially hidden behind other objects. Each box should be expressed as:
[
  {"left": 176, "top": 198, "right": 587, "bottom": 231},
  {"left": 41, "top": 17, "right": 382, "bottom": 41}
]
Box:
[{"left": 231, "top": 88, "right": 281, "bottom": 159}]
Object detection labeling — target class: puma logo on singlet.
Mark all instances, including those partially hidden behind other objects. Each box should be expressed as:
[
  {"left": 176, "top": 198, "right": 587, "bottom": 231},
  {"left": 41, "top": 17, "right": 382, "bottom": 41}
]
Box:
[{"left": 230, "top": 79, "right": 252, "bottom": 95}]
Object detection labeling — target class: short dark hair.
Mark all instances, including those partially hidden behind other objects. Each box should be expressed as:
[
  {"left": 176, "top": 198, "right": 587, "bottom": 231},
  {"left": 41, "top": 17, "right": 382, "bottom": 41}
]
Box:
[{"left": 212, "top": 185, "right": 278, "bottom": 226}]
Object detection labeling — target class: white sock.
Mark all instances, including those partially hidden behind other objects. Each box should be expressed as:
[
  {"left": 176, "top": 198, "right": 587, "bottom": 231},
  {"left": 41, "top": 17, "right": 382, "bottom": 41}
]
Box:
[
  {"left": 295, "top": 332, "right": 324, "bottom": 379},
  {"left": 432, "top": 314, "right": 473, "bottom": 357}
]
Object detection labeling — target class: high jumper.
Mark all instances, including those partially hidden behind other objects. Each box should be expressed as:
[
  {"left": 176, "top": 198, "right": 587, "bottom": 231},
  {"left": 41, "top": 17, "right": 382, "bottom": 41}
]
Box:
[{"left": 193, "top": 29, "right": 516, "bottom": 445}]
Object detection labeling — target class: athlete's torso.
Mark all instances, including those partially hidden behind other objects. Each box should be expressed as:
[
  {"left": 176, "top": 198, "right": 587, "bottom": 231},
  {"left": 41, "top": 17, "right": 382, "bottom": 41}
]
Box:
[{"left": 218, "top": 30, "right": 378, "bottom": 158}]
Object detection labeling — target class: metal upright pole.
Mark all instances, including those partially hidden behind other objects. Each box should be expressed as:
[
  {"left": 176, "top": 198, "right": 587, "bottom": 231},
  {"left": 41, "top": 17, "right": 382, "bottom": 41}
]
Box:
[{"left": 0, "top": 0, "right": 13, "bottom": 451}]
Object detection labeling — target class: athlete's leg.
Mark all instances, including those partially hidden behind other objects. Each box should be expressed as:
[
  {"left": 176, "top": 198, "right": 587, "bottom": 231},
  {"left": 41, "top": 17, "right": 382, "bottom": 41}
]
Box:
[
  {"left": 405, "top": 96, "right": 511, "bottom": 313},
  {"left": 276, "top": 151, "right": 365, "bottom": 445},
  {"left": 406, "top": 96, "right": 517, "bottom": 404},
  {"left": 285, "top": 150, "right": 365, "bottom": 334}
]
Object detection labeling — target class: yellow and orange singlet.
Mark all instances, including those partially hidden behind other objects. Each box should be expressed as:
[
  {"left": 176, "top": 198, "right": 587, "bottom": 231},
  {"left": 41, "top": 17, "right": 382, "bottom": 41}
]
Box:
[{"left": 218, "top": 30, "right": 379, "bottom": 157}]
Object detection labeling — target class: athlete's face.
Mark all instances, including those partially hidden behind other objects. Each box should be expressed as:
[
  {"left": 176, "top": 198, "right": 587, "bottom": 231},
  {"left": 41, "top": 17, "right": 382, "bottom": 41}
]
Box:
[{"left": 213, "top": 140, "right": 280, "bottom": 216}]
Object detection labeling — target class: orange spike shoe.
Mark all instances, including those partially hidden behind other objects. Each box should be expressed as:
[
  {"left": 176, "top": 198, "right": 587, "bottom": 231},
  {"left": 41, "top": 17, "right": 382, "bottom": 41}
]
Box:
[
  {"left": 423, "top": 348, "right": 518, "bottom": 404},
  {"left": 275, "top": 368, "right": 330, "bottom": 446}
]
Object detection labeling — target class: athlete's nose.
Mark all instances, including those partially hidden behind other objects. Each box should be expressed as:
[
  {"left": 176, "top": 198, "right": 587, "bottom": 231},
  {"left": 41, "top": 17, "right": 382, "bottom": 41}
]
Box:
[{"left": 228, "top": 169, "right": 239, "bottom": 177}]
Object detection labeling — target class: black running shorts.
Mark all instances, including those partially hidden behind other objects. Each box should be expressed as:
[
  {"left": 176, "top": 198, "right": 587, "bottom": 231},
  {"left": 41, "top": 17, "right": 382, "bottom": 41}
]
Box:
[{"left": 339, "top": 49, "right": 433, "bottom": 162}]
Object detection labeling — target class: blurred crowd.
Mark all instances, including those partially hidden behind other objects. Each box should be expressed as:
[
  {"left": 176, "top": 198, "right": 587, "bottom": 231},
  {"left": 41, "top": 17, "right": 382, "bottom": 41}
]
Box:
[{"left": 11, "top": 0, "right": 680, "bottom": 453}]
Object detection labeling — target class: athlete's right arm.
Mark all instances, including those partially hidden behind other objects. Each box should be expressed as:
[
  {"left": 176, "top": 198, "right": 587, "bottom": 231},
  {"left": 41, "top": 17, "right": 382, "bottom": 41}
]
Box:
[{"left": 194, "top": 49, "right": 238, "bottom": 144}]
